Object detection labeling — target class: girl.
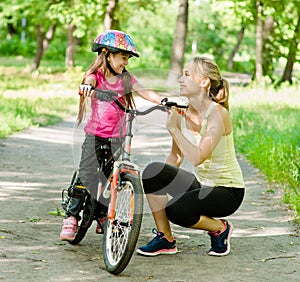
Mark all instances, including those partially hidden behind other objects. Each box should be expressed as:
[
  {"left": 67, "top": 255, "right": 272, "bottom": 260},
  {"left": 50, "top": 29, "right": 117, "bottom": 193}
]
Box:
[
  {"left": 60, "top": 30, "right": 162, "bottom": 241},
  {"left": 137, "top": 56, "right": 245, "bottom": 256}
]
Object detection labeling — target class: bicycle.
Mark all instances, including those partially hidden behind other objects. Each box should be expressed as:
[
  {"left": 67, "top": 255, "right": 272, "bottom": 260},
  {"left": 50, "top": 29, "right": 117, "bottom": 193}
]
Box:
[{"left": 61, "top": 86, "right": 188, "bottom": 274}]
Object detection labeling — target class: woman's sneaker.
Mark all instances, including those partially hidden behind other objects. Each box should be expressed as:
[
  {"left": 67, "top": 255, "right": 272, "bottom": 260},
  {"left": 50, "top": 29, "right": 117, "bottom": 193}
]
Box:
[
  {"left": 60, "top": 216, "right": 78, "bottom": 241},
  {"left": 208, "top": 219, "right": 233, "bottom": 256},
  {"left": 136, "top": 228, "right": 178, "bottom": 256}
]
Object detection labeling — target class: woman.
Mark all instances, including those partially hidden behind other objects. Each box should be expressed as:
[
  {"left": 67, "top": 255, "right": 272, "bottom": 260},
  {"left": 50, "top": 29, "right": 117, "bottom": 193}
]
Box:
[{"left": 137, "top": 56, "right": 245, "bottom": 256}]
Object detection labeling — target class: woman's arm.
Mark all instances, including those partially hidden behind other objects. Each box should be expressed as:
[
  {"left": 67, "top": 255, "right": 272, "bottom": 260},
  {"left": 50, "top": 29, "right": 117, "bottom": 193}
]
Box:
[
  {"left": 132, "top": 81, "right": 162, "bottom": 104},
  {"left": 166, "top": 106, "right": 228, "bottom": 167},
  {"left": 166, "top": 138, "right": 184, "bottom": 167}
]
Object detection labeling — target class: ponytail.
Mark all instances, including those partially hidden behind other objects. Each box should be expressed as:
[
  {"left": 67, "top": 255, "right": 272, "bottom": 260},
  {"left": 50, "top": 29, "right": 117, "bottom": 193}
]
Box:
[{"left": 209, "top": 78, "right": 229, "bottom": 110}]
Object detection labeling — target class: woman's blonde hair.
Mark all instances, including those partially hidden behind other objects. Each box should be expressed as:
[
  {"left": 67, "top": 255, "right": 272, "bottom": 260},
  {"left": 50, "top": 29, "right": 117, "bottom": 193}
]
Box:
[
  {"left": 77, "top": 51, "right": 135, "bottom": 125},
  {"left": 191, "top": 56, "right": 229, "bottom": 110}
]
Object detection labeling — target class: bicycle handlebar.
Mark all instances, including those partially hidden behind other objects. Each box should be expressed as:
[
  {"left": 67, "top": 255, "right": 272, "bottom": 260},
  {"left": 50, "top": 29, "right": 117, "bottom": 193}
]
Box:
[{"left": 78, "top": 85, "right": 188, "bottom": 115}]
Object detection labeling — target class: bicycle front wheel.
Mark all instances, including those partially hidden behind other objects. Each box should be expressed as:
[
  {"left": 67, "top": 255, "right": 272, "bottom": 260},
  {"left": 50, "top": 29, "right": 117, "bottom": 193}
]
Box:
[{"left": 103, "top": 173, "right": 143, "bottom": 275}]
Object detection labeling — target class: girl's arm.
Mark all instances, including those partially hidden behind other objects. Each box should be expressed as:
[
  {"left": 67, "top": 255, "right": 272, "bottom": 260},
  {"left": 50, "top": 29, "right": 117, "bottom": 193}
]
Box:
[
  {"left": 132, "top": 81, "right": 162, "bottom": 104},
  {"left": 166, "top": 106, "right": 228, "bottom": 167}
]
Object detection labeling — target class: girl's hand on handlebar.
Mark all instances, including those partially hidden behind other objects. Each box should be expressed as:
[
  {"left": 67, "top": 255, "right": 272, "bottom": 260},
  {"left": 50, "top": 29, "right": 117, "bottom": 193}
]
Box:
[{"left": 79, "top": 84, "right": 95, "bottom": 97}]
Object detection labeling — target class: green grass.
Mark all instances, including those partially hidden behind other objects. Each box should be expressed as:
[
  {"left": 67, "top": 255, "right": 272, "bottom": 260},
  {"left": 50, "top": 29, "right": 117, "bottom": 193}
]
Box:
[
  {"left": 0, "top": 57, "right": 79, "bottom": 138},
  {"left": 0, "top": 95, "right": 77, "bottom": 138},
  {"left": 231, "top": 86, "right": 300, "bottom": 223}
]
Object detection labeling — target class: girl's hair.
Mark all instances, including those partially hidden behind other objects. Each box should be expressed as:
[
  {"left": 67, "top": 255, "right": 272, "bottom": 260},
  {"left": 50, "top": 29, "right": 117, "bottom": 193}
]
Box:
[
  {"left": 191, "top": 56, "right": 229, "bottom": 110},
  {"left": 77, "top": 51, "right": 135, "bottom": 125}
]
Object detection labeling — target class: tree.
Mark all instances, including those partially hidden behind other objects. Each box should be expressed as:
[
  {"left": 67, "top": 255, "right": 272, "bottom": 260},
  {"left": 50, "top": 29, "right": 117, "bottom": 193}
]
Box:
[
  {"left": 50, "top": 0, "right": 104, "bottom": 69},
  {"left": 0, "top": 0, "right": 57, "bottom": 71},
  {"left": 227, "top": 25, "right": 246, "bottom": 70},
  {"left": 104, "top": 0, "right": 120, "bottom": 30},
  {"left": 281, "top": 14, "right": 300, "bottom": 84},
  {"left": 65, "top": 24, "right": 77, "bottom": 69},
  {"left": 255, "top": 0, "right": 264, "bottom": 84},
  {"left": 168, "top": 0, "right": 188, "bottom": 84},
  {"left": 31, "top": 24, "right": 56, "bottom": 71}
]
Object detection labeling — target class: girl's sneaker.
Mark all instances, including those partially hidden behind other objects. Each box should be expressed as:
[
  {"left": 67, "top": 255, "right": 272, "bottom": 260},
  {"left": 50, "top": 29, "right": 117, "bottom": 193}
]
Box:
[
  {"left": 136, "top": 228, "right": 178, "bottom": 256},
  {"left": 208, "top": 219, "right": 233, "bottom": 256},
  {"left": 60, "top": 216, "right": 78, "bottom": 241}
]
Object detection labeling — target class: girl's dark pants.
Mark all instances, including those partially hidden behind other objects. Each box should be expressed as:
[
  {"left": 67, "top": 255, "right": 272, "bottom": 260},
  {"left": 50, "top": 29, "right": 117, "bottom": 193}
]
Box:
[{"left": 66, "top": 134, "right": 122, "bottom": 219}]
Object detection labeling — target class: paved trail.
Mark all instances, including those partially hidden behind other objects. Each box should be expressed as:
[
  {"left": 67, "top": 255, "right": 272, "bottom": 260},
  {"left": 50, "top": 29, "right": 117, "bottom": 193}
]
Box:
[{"left": 0, "top": 98, "right": 299, "bottom": 281}]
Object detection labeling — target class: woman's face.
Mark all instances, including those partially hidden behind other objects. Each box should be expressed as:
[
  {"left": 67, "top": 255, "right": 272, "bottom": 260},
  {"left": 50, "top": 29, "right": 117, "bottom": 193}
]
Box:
[
  {"left": 178, "top": 61, "right": 202, "bottom": 97},
  {"left": 108, "top": 52, "right": 131, "bottom": 74}
]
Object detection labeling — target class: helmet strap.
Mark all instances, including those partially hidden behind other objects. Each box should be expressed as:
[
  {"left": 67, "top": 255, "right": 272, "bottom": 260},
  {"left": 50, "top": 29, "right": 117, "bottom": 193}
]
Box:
[{"left": 107, "top": 61, "right": 118, "bottom": 76}]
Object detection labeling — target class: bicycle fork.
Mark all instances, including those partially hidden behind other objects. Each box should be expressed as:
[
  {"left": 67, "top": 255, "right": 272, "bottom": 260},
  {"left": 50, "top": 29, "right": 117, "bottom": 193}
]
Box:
[{"left": 106, "top": 160, "right": 139, "bottom": 222}]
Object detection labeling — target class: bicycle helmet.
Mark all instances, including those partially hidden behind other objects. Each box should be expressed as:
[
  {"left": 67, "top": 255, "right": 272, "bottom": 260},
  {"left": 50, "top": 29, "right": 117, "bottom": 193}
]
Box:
[{"left": 92, "top": 30, "right": 139, "bottom": 57}]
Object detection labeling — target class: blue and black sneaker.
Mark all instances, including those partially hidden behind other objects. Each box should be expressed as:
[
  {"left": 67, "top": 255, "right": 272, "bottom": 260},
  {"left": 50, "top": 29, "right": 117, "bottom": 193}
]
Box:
[
  {"left": 137, "top": 228, "right": 178, "bottom": 256},
  {"left": 208, "top": 219, "right": 233, "bottom": 256}
]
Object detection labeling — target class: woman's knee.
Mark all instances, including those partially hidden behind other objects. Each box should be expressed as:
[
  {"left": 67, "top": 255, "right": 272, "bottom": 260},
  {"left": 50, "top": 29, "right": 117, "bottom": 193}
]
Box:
[
  {"left": 142, "top": 162, "right": 165, "bottom": 179},
  {"left": 142, "top": 162, "right": 166, "bottom": 194}
]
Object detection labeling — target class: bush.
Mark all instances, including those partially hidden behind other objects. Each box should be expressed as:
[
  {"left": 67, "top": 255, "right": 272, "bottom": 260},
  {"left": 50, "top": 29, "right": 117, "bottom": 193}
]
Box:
[{"left": 0, "top": 37, "right": 36, "bottom": 57}]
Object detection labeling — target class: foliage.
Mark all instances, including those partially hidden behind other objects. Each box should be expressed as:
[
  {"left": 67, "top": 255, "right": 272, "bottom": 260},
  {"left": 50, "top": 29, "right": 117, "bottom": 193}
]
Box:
[
  {"left": 0, "top": 0, "right": 299, "bottom": 82},
  {"left": 0, "top": 36, "right": 36, "bottom": 57},
  {"left": 48, "top": 207, "right": 65, "bottom": 217},
  {"left": 231, "top": 86, "right": 300, "bottom": 222},
  {"left": 0, "top": 95, "right": 77, "bottom": 138}
]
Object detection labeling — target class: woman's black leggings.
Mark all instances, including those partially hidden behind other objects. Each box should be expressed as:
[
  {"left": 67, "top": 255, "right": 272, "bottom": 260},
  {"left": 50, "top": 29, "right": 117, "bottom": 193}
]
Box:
[{"left": 142, "top": 162, "right": 244, "bottom": 228}]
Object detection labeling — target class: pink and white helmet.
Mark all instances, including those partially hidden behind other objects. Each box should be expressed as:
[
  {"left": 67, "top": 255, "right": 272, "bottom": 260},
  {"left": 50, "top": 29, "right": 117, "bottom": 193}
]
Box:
[{"left": 92, "top": 30, "right": 139, "bottom": 57}]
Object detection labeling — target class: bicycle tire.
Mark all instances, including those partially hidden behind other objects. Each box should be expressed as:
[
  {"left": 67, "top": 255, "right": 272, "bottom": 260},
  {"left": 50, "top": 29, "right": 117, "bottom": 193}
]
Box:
[
  {"left": 68, "top": 195, "right": 96, "bottom": 245},
  {"left": 103, "top": 173, "right": 143, "bottom": 274}
]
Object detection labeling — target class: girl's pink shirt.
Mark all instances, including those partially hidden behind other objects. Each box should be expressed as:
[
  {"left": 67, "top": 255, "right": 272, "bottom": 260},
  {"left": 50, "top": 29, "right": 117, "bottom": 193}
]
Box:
[{"left": 84, "top": 70, "right": 137, "bottom": 138}]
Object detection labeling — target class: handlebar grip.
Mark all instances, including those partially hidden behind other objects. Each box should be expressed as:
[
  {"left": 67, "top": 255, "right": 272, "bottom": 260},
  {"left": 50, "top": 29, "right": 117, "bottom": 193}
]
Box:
[
  {"left": 78, "top": 85, "right": 119, "bottom": 101},
  {"left": 78, "top": 84, "right": 93, "bottom": 95}
]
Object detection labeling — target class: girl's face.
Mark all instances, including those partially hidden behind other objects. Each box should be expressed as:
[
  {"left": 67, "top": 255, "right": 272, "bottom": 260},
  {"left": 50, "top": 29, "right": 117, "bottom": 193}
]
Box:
[
  {"left": 108, "top": 52, "right": 131, "bottom": 74},
  {"left": 178, "top": 61, "right": 202, "bottom": 97}
]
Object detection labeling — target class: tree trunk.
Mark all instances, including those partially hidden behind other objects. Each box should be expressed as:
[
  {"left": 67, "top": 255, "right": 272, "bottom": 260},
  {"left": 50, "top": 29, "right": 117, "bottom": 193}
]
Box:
[
  {"left": 31, "top": 25, "right": 44, "bottom": 72},
  {"left": 281, "top": 15, "right": 300, "bottom": 84},
  {"left": 43, "top": 24, "right": 56, "bottom": 51},
  {"left": 262, "top": 15, "right": 275, "bottom": 77},
  {"left": 30, "top": 24, "right": 56, "bottom": 72},
  {"left": 227, "top": 25, "right": 246, "bottom": 70},
  {"left": 255, "top": 1, "right": 263, "bottom": 84},
  {"left": 7, "top": 16, "right": 17, "bottom": 39},
  {"left": 65, "top": 24, "right": 76, "bottom": 69},
  {"left": 104, "top": 0, "right": 120, "bottom": 30},
  {"left": 167, "top": 0, "right": 188, "bottom": 84}
]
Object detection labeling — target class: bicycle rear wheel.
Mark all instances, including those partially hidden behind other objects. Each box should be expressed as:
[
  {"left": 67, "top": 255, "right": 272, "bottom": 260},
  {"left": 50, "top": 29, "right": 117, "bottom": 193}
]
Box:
[{"left": 103, "top": 173, "right": 143, "bottom": 274}]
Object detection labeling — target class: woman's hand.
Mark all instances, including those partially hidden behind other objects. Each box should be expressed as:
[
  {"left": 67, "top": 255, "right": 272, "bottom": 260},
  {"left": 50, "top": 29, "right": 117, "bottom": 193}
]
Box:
[{"left": 166, "top": 107, "right": 181, "bottom": 134}]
